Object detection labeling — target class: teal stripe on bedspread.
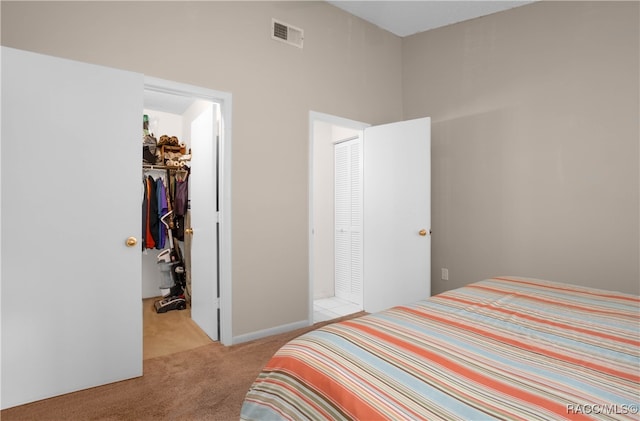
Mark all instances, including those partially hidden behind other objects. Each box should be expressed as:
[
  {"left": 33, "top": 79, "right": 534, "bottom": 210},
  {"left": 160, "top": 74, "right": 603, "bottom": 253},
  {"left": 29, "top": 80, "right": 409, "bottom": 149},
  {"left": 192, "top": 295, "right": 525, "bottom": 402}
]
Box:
[{"left": 241, "top": 277, "right": 640, "bottom": 421}]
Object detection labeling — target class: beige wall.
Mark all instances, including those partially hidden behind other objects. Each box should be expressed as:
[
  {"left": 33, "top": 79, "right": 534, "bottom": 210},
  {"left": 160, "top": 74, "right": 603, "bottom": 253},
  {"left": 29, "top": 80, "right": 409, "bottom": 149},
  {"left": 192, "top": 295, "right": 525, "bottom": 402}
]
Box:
[
  {"left": 2, "top": 1, "right": 637, "bottom": 343},
  {"left": 1, "top": 1, "right": 404, "bottom": 337},
  {"left": 403, "top": 1, "right": 639, "bottom": 295},
  {"left": 312, "top": 120, "right": 335, "bottom": 299}
]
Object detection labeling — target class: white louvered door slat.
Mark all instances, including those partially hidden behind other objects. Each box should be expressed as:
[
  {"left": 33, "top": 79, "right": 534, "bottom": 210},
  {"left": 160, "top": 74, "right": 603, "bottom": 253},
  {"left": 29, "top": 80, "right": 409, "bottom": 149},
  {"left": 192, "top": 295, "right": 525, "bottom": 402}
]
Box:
[
  {"left": 335, "top": 230, "right": 350, "bottom": 296},
  {"left": 335, "top": 144, "right": 350, "bottom": 228},
  {"left": 335, "top": 143, "right": 350, "bottom": 299},
  {"left": 334, "top": 137, "right": 363, "bottom": 305},
  {"left": 349, "top": 140, "right": 363, "bottom": 304},
  {"left": 350, "top": 231, "right": 363, "bottom": 300},
  {"left": 350, "top": 141, "right": 362, "bottom": 227}
]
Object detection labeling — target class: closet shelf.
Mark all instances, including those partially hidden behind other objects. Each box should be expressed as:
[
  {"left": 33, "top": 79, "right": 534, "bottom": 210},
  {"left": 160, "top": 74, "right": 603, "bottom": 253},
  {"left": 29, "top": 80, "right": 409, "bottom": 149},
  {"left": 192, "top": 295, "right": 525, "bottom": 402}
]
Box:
[
  {"left": 143, "top": 164, "right": 187, "bottom": 171},
  {"left": 161, "top": 144, "right": 186, "bottom": 156}
]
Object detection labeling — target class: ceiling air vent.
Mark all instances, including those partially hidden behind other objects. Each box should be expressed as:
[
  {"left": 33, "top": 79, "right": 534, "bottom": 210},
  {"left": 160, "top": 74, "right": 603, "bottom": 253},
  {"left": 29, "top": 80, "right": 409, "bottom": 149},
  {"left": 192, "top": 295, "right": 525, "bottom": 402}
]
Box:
[{"left": 272, "top": 19, "right": 304, "bottom": 48}]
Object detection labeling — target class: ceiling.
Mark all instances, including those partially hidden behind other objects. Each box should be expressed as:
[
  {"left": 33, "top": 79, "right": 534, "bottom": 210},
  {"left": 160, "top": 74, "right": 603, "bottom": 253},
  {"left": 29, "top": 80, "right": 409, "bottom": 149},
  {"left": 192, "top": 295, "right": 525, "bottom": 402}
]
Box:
[{"left": 327, "top": 1, "right": 536, "bottom": 37}]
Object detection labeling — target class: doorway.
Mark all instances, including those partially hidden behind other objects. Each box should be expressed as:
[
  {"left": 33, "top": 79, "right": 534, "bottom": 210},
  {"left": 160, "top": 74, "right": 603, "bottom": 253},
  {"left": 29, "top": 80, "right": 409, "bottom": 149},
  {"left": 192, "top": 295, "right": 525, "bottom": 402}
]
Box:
[
  {"left": 309, "top": 112, "right": 432, "bottom": 323},
  {"left": 141, "top": 96, "right": 218, "bottom": 357},
  {"left": 143, "top": 77, "right": 233, "bottom": 347},
  {"left": 309, "top": 112, "right": 369, "bottom": 323}
]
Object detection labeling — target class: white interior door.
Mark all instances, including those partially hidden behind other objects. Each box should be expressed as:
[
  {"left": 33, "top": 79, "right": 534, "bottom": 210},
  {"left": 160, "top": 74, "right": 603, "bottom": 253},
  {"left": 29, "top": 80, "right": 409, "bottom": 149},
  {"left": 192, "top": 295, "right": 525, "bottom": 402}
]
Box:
[
  {"left": 363, "top": 117, "right": 431, "bottom": 313},
  {"left": 334, "top": 137, "right": 363, "bottom": 305},
  {"left": 189, "top": 104, "right": 219, "bottom": 340},
  {"left": 1, "top": 47, "right": 143, "bottom": 408}
]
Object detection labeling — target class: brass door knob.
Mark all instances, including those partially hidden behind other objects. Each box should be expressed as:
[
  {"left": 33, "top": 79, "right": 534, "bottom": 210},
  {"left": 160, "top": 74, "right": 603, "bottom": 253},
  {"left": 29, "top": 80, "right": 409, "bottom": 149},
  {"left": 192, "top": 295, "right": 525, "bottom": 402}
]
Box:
[
  {"left": 125, "top": 237, "right": 138, "bottom": 247},
  {"left": 419, "top": 229, "right": 428, "bottom": 236},
  {"left": 185, "top": 228, "right": 194, "bottom": 235}
]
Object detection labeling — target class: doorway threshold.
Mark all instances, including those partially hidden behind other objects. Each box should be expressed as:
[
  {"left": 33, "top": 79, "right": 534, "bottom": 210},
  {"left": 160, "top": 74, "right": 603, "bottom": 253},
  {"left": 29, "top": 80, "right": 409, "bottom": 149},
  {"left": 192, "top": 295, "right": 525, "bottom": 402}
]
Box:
[{"left": 313, "top": 297, "right": 361, "bottom": 323}]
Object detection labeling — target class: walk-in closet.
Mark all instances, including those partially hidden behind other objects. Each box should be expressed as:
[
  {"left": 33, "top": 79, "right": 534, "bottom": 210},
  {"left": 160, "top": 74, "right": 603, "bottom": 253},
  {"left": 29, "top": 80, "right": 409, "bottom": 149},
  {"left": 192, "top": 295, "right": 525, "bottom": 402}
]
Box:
[{"left": 142, "top": 90, "right": 221, "bottom": 358}]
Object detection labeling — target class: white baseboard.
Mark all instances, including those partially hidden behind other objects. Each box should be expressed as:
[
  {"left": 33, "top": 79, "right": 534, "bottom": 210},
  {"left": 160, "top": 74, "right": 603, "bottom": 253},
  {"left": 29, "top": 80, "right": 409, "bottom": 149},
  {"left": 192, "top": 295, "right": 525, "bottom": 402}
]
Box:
[{"left": 232, "top": 319, "right": 311, "bottom": 345}]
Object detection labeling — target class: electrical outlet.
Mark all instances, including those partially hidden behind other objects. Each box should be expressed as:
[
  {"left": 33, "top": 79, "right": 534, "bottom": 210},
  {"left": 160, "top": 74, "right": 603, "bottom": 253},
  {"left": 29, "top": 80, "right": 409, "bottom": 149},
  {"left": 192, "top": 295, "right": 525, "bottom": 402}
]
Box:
[{"left": 441, "top": 268, "right": 449, "bottom": 281}]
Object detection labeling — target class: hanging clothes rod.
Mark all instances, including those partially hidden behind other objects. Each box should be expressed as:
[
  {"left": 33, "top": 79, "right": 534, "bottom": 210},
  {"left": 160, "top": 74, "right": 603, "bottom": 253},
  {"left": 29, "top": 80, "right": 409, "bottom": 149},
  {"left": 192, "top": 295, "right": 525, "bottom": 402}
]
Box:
[{"left": 143, "top": 164, "right": 186, "bottom": 172}]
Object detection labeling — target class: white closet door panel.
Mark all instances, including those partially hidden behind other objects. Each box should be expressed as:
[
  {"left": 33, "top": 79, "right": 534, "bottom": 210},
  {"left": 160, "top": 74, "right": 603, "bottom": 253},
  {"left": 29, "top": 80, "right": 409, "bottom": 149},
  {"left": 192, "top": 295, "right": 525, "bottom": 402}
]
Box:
[
  {"left": 190, "top": 104, "right": 219, "bottom": 341},
  {"left": 334, "top": 229, "right": 350, "bottom": 299},
  {"left": 350, "top": 141, "right": 362, "bottom": 227},
  {"left": 334, "top": 143, "right": 350, "bottom": 228},
  {"left": 349, "top": 138, "right": 363, "bottom": 305},
  {"left": 350, "top": 230, "right": 363, "bottom": 302},
  {"left": 335, "top": 141, "right": 350, "bottom": 300},
  {"left": 1, "top": 47, "right": 143, "bottom": 408},
  {"left": 363, "top": 118, "right": 431, "bottom": 314},
  {"left": 334, "top": 138, "right": 363, "bottom": 306}
]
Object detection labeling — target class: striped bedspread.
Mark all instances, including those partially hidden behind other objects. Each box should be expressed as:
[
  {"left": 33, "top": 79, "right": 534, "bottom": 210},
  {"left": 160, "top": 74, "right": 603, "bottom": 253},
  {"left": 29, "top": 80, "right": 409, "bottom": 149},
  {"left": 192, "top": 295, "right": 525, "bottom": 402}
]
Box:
[{"left": 241, "top": 277, "right": 640, "bottom": 420}]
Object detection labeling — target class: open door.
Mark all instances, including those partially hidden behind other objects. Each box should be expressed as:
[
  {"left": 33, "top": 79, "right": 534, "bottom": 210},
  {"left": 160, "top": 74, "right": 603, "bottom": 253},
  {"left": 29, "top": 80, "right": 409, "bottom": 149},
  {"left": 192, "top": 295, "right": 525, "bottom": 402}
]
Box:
[
  {"left": 189, "top": 104, "right": 219, "bottom": 341},
  {"left": 363, "top": 117, "right": 431, "bottom": 313},
  {"left": 1, "top": 47, "right": 143, "bottom": 408}
]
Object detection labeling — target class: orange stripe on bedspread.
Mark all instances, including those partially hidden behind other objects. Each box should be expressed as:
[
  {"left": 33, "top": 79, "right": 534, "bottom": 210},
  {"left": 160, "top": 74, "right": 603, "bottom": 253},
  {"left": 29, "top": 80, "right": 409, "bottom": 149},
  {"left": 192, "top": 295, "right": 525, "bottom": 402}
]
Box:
[
  {"left": 259, "top": 377, "right": 340, "bottom": 419},
  {"left": 265, "top": 354, "right": 386, "bottom": 420},
  {"left": 402, "top": 306, "right": 639, "bottom": 383},
  {"left": 468, "top": 284, "right": 639, "bottom": 320},
  {"left": 493, "top": 277, "right": 640, "bottom": 304},
  {"left": 340, "top": 320, "right": 596, "bottom": 421},
  {"left": 442, "top": 292, "right": 640, "bottom": 347}
]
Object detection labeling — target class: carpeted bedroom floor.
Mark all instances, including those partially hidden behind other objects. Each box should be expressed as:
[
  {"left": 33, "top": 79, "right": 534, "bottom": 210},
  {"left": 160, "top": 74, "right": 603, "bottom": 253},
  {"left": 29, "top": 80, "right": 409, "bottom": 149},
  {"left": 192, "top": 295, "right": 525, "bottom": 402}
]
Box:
[
  {"left": 142, "top": 297, "right": 214, "bottom": 360},
  {"left": 1, "top": 301, "right": 365, "bottom": 420}
]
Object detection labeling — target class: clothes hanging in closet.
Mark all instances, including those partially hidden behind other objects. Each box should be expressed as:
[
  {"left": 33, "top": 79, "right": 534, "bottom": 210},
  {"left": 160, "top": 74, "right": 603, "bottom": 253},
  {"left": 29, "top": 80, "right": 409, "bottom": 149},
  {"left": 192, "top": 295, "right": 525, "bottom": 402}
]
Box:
[
  {"left": 156, "top": 177, "right": 168, "bottom": 249},
  {"left": 142, "top": 168, "right": 189, "bottom": 250},
  {"left": 142, "top": 178, "right": 148, "bottom": 250},
  {"left": 173, "top": 170, "right": 189, "bottom": 242},
  {"left": 143, "top": 175, "right": 158, "bottom": 249},
  {"left": 175, "top": 177, "right": 188, "bottom": 216}
]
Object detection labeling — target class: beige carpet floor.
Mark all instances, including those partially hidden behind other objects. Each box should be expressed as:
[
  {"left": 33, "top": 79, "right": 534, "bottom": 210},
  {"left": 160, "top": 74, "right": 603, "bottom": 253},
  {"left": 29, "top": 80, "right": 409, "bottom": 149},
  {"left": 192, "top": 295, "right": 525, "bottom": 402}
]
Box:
[
  {"left": 143, "top": 297, "right": 213, "bottom": 360},
  {"left": 1, "top": 306, "right": 365, "bottom": 420}
]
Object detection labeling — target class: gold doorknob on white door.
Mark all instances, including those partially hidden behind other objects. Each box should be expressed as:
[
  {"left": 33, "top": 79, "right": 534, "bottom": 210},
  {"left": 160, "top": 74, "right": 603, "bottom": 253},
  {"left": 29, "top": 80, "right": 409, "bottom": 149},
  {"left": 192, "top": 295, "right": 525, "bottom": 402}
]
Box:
[
  {"left": 125, "top": 237, "right": 138, "bottom": 247},
  {"left": 185, "top": 228, "right": 194, "bottom": 235},
  {"left": 419, "top": 229, "right": 428, "bottom": 236}
]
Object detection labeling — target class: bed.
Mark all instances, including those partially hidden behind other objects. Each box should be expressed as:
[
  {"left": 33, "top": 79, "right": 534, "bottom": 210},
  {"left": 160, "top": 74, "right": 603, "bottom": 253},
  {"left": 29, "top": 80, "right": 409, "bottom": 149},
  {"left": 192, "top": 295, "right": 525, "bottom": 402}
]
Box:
[{"left": 240, "top": 276, "right": 639, "bottom": 420}]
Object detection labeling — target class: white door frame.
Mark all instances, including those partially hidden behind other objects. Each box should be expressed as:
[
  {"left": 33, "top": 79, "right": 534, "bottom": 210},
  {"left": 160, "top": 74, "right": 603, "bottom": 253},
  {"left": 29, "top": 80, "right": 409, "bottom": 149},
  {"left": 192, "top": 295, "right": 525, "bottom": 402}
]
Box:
[
  {"left": 308, "top": 111, "right": 369, "bottom": 324},
  {"left": 145, "top": 77, "right": 233, "bottom": 345}
]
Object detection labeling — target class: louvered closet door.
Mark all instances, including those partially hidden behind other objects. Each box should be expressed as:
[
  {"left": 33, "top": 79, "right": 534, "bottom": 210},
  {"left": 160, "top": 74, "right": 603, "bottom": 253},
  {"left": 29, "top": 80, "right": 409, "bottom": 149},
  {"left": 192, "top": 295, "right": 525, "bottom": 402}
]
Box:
[{"left": 334, "top": 137, "right": 363, "bottom": 305}]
